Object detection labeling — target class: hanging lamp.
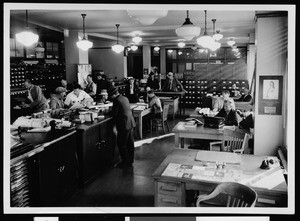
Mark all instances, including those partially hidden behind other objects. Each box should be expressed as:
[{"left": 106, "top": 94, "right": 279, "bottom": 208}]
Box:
[
  {"left": 178, "top": 41, "right": 186, "bottom": 48},
  {"left": 227, "top": 37, "right": 236, "bottom": 46},
  {"left": 175, "top": 10, "right": 201, "bottom": 41},
  {"left": 112, "top": 24, "right": 125, "bottom": 53},
  {"left": 132, "top": 34, "right": 142, "bottom": 44},
  {"left": 213, "top": 30, "right": 223, "bottom": 41},
  {"left": 16, "top": 10, "right": 39, "bottom": 47},
  {"left": 76, "top": 14, "right": 93, "bottom": 51},
  {"left": 154, "top": 46, "right": 160, "bottom": 52},
  {"left": 197, "top": 10, "right": 214, "bottom": 48},
  {"left": 209, "top": 19, "right": 221, "bottom": 51}
]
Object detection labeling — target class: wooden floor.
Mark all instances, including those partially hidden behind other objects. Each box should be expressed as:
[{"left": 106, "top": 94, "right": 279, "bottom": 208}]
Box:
[{"left": 62, "top": 108, "right": 195, "bottom": 207}]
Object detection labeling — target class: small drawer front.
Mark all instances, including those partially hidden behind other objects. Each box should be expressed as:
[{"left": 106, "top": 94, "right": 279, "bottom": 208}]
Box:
[
  {"left": 157, "top": 181, "right": 182, "bottom": 196},
  {"left": 156, "top": 193, "right": 182, "bottom": 207}
]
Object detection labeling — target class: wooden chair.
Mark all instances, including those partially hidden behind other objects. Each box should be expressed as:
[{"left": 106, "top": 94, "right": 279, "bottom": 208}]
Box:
[
  {"left": 196, "top": 182, "right": 257, "bottom": 207},
  {"left": 209, "top": 129, "right": 248, "bottom": 153},
  {"left": 151, "top": 104, "right": 169, "bottom": 134}
]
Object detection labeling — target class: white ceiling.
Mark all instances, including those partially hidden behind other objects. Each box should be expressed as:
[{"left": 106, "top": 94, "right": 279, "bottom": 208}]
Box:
[{"left": 9, "top": 4, "right": 261, "bottom": 48}]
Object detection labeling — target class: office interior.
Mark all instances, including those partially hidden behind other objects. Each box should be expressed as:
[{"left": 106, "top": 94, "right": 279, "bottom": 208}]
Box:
[{"left": 4, "top": 3, "right": 295, "bottom": 212}]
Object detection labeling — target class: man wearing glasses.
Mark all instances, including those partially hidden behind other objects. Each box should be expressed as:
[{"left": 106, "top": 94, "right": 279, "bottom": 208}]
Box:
[{"left": 161, "top": 72, "right": 187, "bottom": 93}]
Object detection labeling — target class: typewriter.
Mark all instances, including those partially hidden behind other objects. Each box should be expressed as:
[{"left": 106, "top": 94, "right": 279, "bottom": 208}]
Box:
[{"left": 203, "top": 116, "right": 225, "bottom": 129}]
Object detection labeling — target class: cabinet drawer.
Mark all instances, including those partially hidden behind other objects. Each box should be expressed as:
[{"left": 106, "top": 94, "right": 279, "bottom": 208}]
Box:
[
  {"left": 157, "top": 181, "right": 182, "bottom": 196},
  {"left": 156, "top": 193, "right": 182, "bottom": 207}
]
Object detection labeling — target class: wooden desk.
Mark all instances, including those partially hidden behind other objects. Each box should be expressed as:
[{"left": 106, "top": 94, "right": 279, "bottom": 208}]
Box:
[
  {"left": 132, "top": 106, "right": 152, "bottom": 139},
  {"left": 189, "top": 108, "right": 204, "bottom": 121},
  {"left": 172, "top": 121, "right": 251, "bottom": 152},
  {"left": 159, "top": 96, "right": 179, "bottom": 119},
  {"left": 153, "top": 149, "right": 287, "bottom": 207},
  {"left": 139, "top": 91, "right": 186, "bottom": 116}
]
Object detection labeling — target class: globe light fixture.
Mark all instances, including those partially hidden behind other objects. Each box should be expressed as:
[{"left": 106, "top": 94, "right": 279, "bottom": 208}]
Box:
[
  {"left": 227, "top": 38, "right": 236, "bottom": 46},
  {"left": 132, "top": 34, "right": 142, "bottom": 44},
  {"left": 175, "top": 10, "right": 201, "bottom": 41},
  {"left": 154, "top": 46, "right": 160, "bottom": 52},
  {"left": 167, "top": 49, "right": 173, "bottom": 53},
  {"left": 131, "top": 45, "right": 138, "bottom": 51},
  {"left": 16, "top": 10, "right": 39, "bottom": 47},
  {"left": 76, "top": 14, "right": 93, "bottom": 51},
  {"left": 213, "top": 30, "right": 223, "bottom": 41},
  {"left": 112, "top": 24, "right": 125, "bottom": 53},
  {"left": 178, "top": 42, "right": 186, "bottom": 48},
  {"left": 197, "top": 10, "right": 214, "bottom": 48}
]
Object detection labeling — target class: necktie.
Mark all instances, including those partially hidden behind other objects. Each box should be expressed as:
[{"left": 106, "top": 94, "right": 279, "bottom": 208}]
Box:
[{"left": 169, "top": 80, "right": 172, "bottom": 90}]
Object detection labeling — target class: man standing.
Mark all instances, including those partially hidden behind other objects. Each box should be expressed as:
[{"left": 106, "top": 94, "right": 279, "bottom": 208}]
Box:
[
  {"left": 22, "top": 79, "right": 49, "bottom": 113},
  {"left": 108, "top": 86, "right": 136, "bottom": 167},
  {"left": 85, "top": 74, "right": 97, "bottom": 98},
  {"left": 161, "top": 72, "right": 187, "bottom": 92}
]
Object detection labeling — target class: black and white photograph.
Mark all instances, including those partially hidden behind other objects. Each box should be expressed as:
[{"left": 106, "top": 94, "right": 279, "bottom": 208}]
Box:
[{"left": 3, "top": 1, "right": 295, "bottom": 216}]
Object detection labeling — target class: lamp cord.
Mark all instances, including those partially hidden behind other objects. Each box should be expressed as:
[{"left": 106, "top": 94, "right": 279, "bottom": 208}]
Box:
[
  {"left": 81, "top": 14, "right": 86, "bottom": 39},
  {"left": 204, "top": 10, "right": 208, "bottom": 35},
  {"left": 116, "top": 24, "right": 120, "bottom": 44},
  {"left": 25, "top": 10, "right": 28, "bottom": 28}
]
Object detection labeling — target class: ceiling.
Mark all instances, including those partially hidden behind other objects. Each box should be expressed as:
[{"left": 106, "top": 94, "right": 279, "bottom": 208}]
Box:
[{"left": 9, "top": 5, "right": 260, "bottom": 48}]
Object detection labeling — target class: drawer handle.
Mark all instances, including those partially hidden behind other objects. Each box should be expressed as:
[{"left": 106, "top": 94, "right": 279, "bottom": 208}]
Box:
[
  {"left": 161, "top": 198, "right": 177, "bottom": 203},
  {"left": 160, "top": 186, "right": 177, "bottom": 192}
]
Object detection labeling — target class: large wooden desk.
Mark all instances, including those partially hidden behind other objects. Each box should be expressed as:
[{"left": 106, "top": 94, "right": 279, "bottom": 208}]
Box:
[
  {"left": 153, "top": 149, "right": 287, "bottom": 207},
  {"left": 139, "top": 91, "right": 186, "bottom": 116},
  {"left": 172, "top": 121, "right": 250, "bottom": 152},
  {"left": 132, "top": 106, "right": 152, "bottom": 139}
]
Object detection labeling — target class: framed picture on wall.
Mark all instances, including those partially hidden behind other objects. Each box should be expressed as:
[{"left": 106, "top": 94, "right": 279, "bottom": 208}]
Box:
[{"left": 258, "top": 75, "right": 283, "bottom": 115}]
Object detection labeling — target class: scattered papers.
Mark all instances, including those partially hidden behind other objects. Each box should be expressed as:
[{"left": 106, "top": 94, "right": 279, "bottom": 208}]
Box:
[
  {"left": 27, "top": 126, "right": 51, "bottom": 133},
  {"left": 69, "top": 102, "right": 85, "bottom": 110},
  {"left": 162, "top": 163, "right": 244, "bottom": 183}
]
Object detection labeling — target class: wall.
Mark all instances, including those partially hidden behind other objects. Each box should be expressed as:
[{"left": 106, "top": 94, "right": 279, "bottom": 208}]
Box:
[
  {"left": 88, "top": 37, "right": 126, "bottom": 81},
  {"left": 254, "top": 15, "right": 288, "bottom": 156}
]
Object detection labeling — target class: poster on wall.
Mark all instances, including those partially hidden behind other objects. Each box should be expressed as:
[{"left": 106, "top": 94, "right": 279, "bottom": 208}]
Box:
[
  {"left": 77, "top": 64, "right": 92, "bottom": 89},
  {"left": 258, "top": 75, "right": 283, "bottom": 115}
]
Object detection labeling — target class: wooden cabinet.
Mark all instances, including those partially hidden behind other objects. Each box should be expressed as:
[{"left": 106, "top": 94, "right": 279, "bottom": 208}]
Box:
[
  {"left": 76, "top": 118, "right": 118, "bottom": 187},
  {"left": 28, "top": 132, "right": 77, "bottom": 206}
]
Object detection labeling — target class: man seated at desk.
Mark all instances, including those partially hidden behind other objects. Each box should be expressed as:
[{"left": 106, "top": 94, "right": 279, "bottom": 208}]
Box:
[
  {"left": 215, "top": 100, "right": 238, "bottom": 126},
  {"left": 148, "top": 89, "right": 163, "bottom": 118},
  {"left": 64, "top": 83, "right": 94, "bottom": 108},
  {"left": 21, "top": 79, "right": 49, "bottom": 113},
  {"left": 161, "top": 72, "right": 187, "bottom": 93},
  {"left": 98, "top": 89, "right": 109, "bottom": 104},
  {"left": 84, "top": 74, "right": 97, "bottom": 98},
  {"left": 146, "top": 72, "right": 160, "bottom": 91},
  {"left": 213, "top": 90, "right": 235, "bottom": 112},
  {"left": 234, "top": 88, "right": 253, "bottom": 102},
  {"left": 49, "top": 86, "right": 66, "bottom": 110}
]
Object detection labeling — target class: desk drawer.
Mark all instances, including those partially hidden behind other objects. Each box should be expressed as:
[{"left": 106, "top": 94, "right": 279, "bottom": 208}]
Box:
[
  {"left": 156, "top": 193, "right": 182, "bottom": 207},
  {"left": 157, "top": 181, "right": 182, "bottom": 196}
]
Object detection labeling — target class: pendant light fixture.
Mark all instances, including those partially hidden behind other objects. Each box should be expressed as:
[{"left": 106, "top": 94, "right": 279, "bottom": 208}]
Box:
[
  {"left": 178, "top": 41, "right": 186, "bottom": 48},
  {"left": 213, "top": 30, "right": 223, "bottom": 41},
  {"left": 227, "top": 37, "right": 236, "bottom": 46},
  {"left": 154, "top": 46, "right": 160, "bottom": 52},
  {"left": 130, "top": 45, "right": 138, "bottom": 51},
  {"left": 76, "top": 14, "right": 93, "bottom": 51},
  {"left": 209, "top": 19, "right": 221, "bottom": 51},
  {"left": 16, "top": 10, "right": 39, "bottom": 47},
  {"left": 175, "top": 10, "right": 201, "bottom": 41},
  {"left": 112, "top": 24, "right": 125, "bottom": 53},
  {"left": 197, "top": 10, "right": 214, "bottom": 48},
  {"left": 132, "top": 34, "right": 142, "bottom": 44}
]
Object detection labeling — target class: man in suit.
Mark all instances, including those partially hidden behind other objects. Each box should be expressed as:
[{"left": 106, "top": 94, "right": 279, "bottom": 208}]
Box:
[
  {"left": 161, "top": 72, "right": 187, "bottom": 92},
  {"left": 108, "top": 86, "right": 136, "bottom": 167},
  {"left": 125, "top": 77, "right": 140, "bottom": 103}
]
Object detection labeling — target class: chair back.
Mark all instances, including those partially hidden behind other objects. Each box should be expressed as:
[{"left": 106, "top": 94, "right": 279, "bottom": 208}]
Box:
[
  {"left": 222, "top": 129, "right": 247, "bottom": 153},
  {"left": 196, "top": 182, "right": 257, "bottom": 207},
  {"left": 162, "top": 104, "right": 169, "bottom": 121}
]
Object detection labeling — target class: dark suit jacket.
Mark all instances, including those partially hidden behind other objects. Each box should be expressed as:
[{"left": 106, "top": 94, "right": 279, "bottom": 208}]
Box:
[
  {"left": 146, "top": 78, "right": 160, "bottom": 90},
  {"left": 161, "top": 78, "right": 184, "bottom": 92},
  {"left": 125, "top": 82, "right": 140, "bottom": 103},
  {"left": 216, "top": 108, "right": 238, "bottom": 126},
  {"left": 111, "top": 94, "right": 136, "bottom": 131}
]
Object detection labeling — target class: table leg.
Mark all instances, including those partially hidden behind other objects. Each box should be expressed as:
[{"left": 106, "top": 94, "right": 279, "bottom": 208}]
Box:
[
  {"left": 181, "top": 138, "right": 185, "bottom": 149},
  {"left": 175, "top": 134, "right": 179, "bottom": 148},
  {"left": 139, "top": 115, "right": 142, "bottom": 139}
]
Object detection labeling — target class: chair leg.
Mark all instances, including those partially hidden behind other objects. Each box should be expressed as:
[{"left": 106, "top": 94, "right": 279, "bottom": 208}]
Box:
[
  {"left": 162, "top": 121, "right": 166, "bottom": 134},
  {"left": 150, "top": 120, "right": 153, "bottom": 133},
  {"left": 165, "top": 121, "right": 170, "bottom": 132}
]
